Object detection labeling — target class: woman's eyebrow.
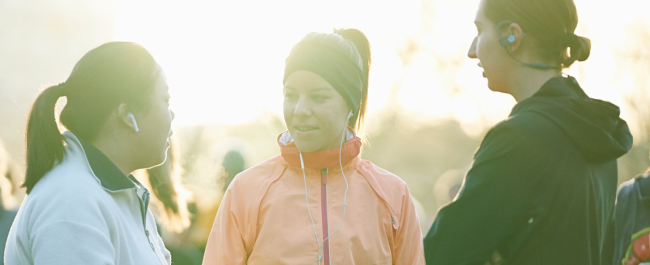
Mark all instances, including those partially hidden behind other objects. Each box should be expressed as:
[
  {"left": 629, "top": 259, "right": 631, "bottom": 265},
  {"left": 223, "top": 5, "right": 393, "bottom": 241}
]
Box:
[
  {"left": 310, "top": 87, "right": 332, "bottom": 92},
  {"left": 283, "top": 86, "right": 332, "bottom": 92}
]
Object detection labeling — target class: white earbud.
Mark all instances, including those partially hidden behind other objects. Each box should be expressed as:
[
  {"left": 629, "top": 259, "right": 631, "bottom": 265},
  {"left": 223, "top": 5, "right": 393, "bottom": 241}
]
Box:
[
  {"left": 347, "top": 111, "right": 353, "bottom": 120},
  {"left": 126, "top": 113, "right": 139, "bottom": 132}
]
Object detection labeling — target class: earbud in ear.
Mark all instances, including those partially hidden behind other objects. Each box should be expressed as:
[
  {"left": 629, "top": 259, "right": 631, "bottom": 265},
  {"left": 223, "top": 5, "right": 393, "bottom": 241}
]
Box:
[
  {"left": 126, "top": 113, "right": 139, "bottom": 132},
  {"left": 499, "top": 34, "right": 517, "bottom": 47}
]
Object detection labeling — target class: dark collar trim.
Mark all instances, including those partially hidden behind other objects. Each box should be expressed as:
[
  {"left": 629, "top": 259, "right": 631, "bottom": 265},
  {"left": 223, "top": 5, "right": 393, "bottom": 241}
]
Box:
[
  {"left": 635, "top": 174, "right": 650, "bottom": 212},
  {"left": 78, "top": 138, "right": 136, "bottom": 191}
]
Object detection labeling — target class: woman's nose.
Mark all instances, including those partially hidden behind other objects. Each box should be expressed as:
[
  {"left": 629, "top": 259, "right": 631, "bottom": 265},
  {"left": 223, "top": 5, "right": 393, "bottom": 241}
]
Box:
[
  {"left": 293, "top": 96, "right": 311, "bottom": 118},
  {"left": 468, "top": 37, "right": 478, "bottom": 59}
]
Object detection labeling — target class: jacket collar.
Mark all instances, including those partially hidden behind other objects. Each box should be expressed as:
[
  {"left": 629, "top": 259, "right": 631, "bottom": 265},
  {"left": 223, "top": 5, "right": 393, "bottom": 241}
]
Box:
[
  {"left": 510, "top": 75, "right": 585, "bottom": 117},
  {"left": 63, "top": 131, "right": 137, "bottom": 191},
  {"left": 277, "top": 127, "right": 362, "bottom": 169}
]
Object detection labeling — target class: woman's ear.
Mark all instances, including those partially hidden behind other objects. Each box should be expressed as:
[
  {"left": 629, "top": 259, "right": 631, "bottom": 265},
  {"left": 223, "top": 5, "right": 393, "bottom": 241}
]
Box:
[
  {"left": 117, "top": 103, "right": 139, "bottom": 132},
  {"left": 506, "top": 23, "right": 524, "bottom": 52}
]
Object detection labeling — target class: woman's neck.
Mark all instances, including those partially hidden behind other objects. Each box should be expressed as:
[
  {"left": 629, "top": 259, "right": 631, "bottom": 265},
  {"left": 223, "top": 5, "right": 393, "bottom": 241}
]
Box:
[
  {"left": 508, "top": 67, "right": 562, "bottom": 102},
  {"left": 91, "top": 136, "right": 135, "bottom": 176},
  {"left": 318, "top": 127, "right": 352, "bottom": 152}
]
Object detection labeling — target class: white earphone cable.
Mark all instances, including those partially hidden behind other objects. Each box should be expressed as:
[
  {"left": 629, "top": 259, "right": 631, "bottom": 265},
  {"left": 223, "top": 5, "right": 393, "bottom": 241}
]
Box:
[
  {"left": 321, "top": 122, "right": 349, "bottom": 243},
  {"left": 300, "top": 112, "right": 352, "bottom": 264}
]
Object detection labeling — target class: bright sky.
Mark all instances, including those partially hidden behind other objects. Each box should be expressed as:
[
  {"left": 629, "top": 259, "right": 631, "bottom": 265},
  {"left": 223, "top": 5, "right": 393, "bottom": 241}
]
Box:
[{"left": 113, "top": 0, "right": 650, "bottom": 137}]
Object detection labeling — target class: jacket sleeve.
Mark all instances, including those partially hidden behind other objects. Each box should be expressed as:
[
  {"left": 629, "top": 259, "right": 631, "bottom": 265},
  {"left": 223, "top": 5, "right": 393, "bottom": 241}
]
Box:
[
  {"left": 29, "top": 220, "right": 115, "bottom": 265},
  {"left": 392, "top": 187, "right": 426, "bottom": 265},
  {"left": 202, "top": 183, "right": 249, "bottom": 265},
  {"left": 423, "top": 123, "right": 543, "bottom": 265}
]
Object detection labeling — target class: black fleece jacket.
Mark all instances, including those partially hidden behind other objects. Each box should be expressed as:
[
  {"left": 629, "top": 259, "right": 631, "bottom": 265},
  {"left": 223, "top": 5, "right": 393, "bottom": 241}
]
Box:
[{"left": 424, "top": 76, "right": 633, "bottom": 265}]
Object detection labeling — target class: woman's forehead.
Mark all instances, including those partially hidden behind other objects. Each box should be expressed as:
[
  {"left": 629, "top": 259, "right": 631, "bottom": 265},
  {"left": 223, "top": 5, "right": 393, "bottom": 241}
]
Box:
[{"left": 475, "top": 0, "right": 489, "bottom": 21}]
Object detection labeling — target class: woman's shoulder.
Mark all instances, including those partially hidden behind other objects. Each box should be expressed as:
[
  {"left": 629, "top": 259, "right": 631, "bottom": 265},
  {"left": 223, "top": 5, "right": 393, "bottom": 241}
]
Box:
[
  {"left": 357, "top": 160, "right": 413, "bottom": 228},
  {"left": 31, "top": 160, "right": 102, "bottom": 195},
  {"left": 22, "top": 160, "right": 109, "bottom": 215},
  {"left": 228, "top": 155, "right": 287, "bottom": 188},
  {"left": 617, "top": 174, "right": 650, "bottom": 202},
  {"left": 496, "top": 111, "right": 557, "bottom": 135},
  {"left": 484, "top": 112, "right": 564, "bottom": 150},
  {"left": 357, "top": 160, "right": 408, "bottom": 191},
  {"left": 15, "top": 161, "right": 116, "bottom": 236}
]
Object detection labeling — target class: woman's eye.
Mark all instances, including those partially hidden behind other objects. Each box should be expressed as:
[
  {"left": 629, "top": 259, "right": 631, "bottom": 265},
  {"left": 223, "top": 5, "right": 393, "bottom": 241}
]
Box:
[
  {"left": 311, "top": 95, "right": 327, "bottom": 102},
  {"left": 285, "top": 93, "right": 298, "bottom": 100}
]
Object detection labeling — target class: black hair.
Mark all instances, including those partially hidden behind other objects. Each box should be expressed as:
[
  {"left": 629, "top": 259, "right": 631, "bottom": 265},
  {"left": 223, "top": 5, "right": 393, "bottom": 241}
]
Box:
[
  {"left": 24, "top": 42, "right": 159, "bottom": 193},
  {"left": 485, "top": 0, "right": 590, "bottom": 68}
]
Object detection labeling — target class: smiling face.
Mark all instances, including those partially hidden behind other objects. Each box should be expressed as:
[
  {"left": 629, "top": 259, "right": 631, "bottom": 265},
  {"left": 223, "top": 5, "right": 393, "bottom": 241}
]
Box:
[
  {"left": 283, "top": 70, "right": 351, "bottom": 153},
  {"left": 468, "top": 0, "right": 516, "bottom": 94}
]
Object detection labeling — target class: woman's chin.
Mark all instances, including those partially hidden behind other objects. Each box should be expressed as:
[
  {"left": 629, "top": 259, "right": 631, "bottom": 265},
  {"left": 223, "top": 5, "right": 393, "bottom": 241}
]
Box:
[
  {"left": 294, "top": 141, "right": 320, "bottom": 153},
  {"left": 486, "top": 80, "right": 506, "bottom": 93},
  {"left": 144, "top": 150, "right": 169, "bottom": 169}
]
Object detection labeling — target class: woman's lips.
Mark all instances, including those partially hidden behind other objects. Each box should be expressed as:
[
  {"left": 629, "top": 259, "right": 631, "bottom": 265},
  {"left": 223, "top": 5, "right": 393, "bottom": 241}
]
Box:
[
  {"left": 478, "top": 62, "right": 485, "bottom": 78},
  {"left": 293, "top": 126, "right": 319, "bottom": 137},
  {"left": 294, "top": 125, "right": 319, "bottom": 132}
]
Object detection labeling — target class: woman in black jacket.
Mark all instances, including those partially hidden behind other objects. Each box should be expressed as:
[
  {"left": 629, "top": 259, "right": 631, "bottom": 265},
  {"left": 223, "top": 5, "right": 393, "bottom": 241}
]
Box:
[{"left": 423, "top": 0, "right": 633, "bottom": 264}]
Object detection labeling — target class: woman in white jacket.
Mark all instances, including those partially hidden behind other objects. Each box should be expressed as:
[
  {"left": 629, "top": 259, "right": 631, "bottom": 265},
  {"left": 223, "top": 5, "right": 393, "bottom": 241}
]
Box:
[{"left": 5, "top": 42, "right": 175, "bottom": 265}]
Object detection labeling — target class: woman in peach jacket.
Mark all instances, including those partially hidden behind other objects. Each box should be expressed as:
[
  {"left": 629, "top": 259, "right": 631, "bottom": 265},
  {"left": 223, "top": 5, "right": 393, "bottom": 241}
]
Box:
[{"left": 202, "top": 29, "right": 424, "bottom": 265}]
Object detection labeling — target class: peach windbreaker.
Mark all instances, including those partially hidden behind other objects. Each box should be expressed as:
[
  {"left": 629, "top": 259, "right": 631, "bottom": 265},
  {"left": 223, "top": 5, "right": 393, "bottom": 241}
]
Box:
[{"left": 203, "top": 131, "right": 424, "bottom": 265}]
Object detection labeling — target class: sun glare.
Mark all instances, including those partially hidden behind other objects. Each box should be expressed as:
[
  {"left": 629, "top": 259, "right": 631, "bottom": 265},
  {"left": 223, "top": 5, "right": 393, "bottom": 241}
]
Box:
[{"left": 112, "top": 0, "right": 650, "bottom": 137}]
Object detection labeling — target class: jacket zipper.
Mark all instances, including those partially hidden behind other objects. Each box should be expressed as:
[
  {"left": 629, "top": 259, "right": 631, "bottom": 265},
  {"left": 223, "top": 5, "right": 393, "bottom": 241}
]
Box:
[
  {"left": 321, "top": 168, "right": 330, "bottom": 265},
  {"left": 138, "top": 187, "right": 166, "bottom": 265},
  {"left": 130, "top": 176, "right": 156, "bottom": 251},
  {"left": 138, "top": 188, "right": 155, "bottom": 249}
]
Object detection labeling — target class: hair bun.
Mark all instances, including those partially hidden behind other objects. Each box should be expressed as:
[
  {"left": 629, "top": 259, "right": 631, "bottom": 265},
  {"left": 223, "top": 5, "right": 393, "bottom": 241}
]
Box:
[
  {"left": 573, "top": 36, "right": 591, "bottom": 62},
  {"left": 47, "top": 83, "right": 66, "bottom": 97},
  {"left": 563, "top": 35, "right": 591, "bottom": 67}
]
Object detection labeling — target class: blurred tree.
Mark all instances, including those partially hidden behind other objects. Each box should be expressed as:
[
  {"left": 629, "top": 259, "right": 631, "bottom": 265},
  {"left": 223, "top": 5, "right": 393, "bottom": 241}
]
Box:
[
  {"left": 616, "top": 19, "right": 650, "bottom": 181},
  {"left": 0, "top": 0, "right": 114, "bottom": 162}
]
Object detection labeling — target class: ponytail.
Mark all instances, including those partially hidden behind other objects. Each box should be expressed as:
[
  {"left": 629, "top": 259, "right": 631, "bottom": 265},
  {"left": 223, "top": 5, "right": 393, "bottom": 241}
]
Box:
[
  {"left": 24, "top": 84, "right": 66, "bottom": 193},
  {"left": 334, "top": 28, "right": 372, "bottom": 132}
]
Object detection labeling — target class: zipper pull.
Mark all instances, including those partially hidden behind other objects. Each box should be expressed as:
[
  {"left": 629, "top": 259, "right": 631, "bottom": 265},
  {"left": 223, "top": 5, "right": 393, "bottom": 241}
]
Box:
[{"left": 321, "top": 168, "right": 328, "bottom": 185}]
